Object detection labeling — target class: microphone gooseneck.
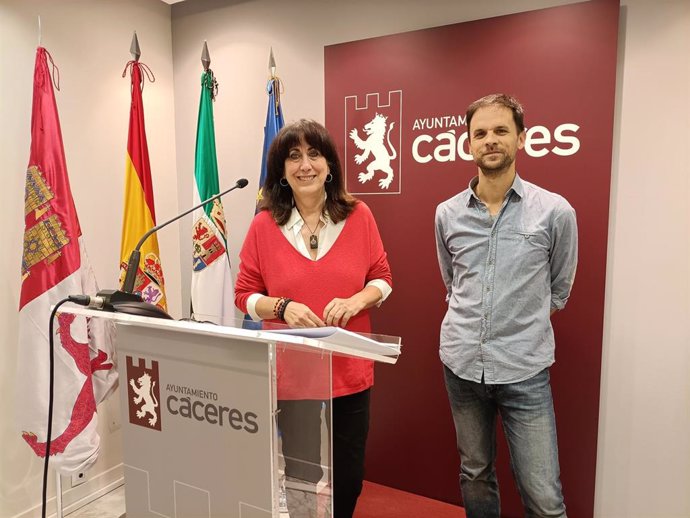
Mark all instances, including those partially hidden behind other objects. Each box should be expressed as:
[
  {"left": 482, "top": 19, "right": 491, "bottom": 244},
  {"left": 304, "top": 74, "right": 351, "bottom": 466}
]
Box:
[{"left": 121, "top": 178, "right": 248, "bottom": 294}]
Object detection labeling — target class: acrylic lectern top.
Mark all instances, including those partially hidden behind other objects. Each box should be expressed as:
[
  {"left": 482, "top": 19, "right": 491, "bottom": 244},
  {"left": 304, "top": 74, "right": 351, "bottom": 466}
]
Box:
[{"left": 63, "top": 305, "right": 401, "bottom": 364}]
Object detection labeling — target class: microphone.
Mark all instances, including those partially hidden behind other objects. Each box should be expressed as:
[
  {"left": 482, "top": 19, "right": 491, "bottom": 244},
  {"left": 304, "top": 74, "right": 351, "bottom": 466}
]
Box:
[
  {"left": 121, "top": 177, "right": 248, "bottom": 293},
  {"left": 68, "top": 292, "right": 174, "bottom": 320},
  {"left": 99, "top": 178, "right": 249, "bottom": 319}
]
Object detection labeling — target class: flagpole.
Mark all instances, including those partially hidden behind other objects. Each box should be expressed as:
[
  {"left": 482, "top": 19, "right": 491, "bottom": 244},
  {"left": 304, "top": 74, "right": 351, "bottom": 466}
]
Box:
[
  {"left": 269, "top": 47, "right": 276, "bottom": 78},
  {"left": 55, "top": 475, "right": 63, "bottom": 518},
  {"left": 130, "top": 30, "right": 140, "bottom": 61}
]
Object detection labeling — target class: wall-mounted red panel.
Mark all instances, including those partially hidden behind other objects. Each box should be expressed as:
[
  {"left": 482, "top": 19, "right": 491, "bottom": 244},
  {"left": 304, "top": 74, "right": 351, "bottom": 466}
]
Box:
[{"left": 325, "top": 1, "right": 619, "bottom": 516}]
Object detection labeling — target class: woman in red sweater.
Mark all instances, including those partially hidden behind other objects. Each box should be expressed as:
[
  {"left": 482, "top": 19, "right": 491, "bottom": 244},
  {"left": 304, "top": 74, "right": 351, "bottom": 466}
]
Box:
[{"left": 235, "top": 119, "right": 392, "bottom": 518}]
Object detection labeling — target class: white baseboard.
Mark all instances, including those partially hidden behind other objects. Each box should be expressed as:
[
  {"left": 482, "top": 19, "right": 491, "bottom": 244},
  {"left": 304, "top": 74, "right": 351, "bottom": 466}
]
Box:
[{"left": 11, "top": 464, "right": 124, "bottom": 518}]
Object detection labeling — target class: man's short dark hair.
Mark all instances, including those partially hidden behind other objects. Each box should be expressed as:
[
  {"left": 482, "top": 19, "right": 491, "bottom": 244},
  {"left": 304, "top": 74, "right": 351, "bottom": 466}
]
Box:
[{"left": 466, "top": 94, "right": 525, "bottom": 140}]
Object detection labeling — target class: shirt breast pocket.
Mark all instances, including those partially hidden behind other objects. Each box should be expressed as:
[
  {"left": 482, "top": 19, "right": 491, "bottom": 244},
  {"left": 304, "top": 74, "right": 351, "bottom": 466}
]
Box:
[{"left": 501, "top": 226, "right": 550, "bottom": 260}]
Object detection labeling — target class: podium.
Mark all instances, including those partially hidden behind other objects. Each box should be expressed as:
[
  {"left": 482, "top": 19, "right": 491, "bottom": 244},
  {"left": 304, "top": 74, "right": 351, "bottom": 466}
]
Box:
[{"left": 63, "top": 307, "right": 400, "bottom": 518}]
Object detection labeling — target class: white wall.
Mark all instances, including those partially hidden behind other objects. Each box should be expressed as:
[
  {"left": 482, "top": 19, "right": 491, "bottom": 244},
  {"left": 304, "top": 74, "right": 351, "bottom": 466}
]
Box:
[
  {"left": 595, "top": 1, "right": 690, "bottom": 516},
  {"left": 0, "top": 0, "right": 687, "bottom": 517},
  {"left": 0, "top": 0, "right": 179, "bottom": 516}
]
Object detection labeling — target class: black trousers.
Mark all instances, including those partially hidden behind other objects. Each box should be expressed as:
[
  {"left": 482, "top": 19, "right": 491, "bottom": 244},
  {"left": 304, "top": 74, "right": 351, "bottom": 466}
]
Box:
[{"left": 277, "top": 388, "right": 371, "bottom": 518}]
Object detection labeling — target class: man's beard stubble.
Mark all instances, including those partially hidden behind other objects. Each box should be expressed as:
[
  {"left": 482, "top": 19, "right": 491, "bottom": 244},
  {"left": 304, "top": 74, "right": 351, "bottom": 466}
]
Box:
[{"left": 475, "top": 152, "right": 515, "bottom": 177}]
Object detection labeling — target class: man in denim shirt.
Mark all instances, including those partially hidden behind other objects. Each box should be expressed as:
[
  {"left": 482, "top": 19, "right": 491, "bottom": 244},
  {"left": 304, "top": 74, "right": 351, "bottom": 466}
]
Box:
[{"left": 435, "top": 94, "right": 577, "bottom": 518}]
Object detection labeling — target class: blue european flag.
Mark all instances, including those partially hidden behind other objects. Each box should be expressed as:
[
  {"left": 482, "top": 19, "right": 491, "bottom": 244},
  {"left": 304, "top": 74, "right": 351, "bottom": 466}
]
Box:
[
  {"left": 243, "top": 76, "right": 285, "bottom": 331},
  {"left": 256, "top": 77, "right": 285, "bottom": 213}
]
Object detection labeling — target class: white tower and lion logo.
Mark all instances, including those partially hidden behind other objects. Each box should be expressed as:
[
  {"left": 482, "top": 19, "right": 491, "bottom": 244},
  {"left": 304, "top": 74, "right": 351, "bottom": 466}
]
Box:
[
  {"left": 126, "top": 356, "right": 162, "bottom": 430},
  {"left": 349, "top": 113, "right": 397, "bottom": 189},
  {"left": 345, "top": 91, "right": 402, "bottom": 194},
  {"left": 130, "top": 372, "right": 159, "bottom": 427}
]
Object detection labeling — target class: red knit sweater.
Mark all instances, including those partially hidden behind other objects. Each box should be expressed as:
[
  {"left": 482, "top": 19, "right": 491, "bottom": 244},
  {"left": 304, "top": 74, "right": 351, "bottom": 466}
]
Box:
[{"left": 235, "top": 201, "right": 392, "bottom": 399}]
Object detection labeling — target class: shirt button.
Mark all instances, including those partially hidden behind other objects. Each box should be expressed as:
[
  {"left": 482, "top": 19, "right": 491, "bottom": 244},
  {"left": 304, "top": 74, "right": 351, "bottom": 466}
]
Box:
[{"left": 486, "top": 286, "right": 491, "bottom": 292}]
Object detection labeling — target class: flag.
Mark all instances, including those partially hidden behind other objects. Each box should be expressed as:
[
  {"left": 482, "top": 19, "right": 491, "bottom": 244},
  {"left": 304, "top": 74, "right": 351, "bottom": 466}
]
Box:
[
  {"left": 16, "top": 47, "right": 116, "bottom": 475},
  {"left": 119, "top": 60, "right": 167, "bottom": 310},
  {"left": 191, "top": 68, "right": 233, "bottom": 325},
  {"left": 256, "top": 76, "right": 285, "bottom": 211},
  {"left": 243, "top": 75, "right": 286, "bottom": 330}
]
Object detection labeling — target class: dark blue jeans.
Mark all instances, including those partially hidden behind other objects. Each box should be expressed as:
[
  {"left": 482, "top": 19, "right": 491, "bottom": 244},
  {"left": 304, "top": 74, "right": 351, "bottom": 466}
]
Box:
[{"left": 443, "top": 366, "right": 567, "bottom": 518}]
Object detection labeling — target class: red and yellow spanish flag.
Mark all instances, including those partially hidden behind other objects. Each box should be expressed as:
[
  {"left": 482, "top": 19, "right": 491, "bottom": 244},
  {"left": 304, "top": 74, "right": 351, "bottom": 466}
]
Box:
[{"left": 120, "top": 60, "right": 166, "bottom": 309}]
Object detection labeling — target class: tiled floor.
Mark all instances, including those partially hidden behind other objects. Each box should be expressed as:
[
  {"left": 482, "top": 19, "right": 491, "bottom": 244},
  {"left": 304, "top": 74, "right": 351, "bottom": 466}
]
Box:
[{"left": 67, "top": 485, "right": 125, "bottom": 518}]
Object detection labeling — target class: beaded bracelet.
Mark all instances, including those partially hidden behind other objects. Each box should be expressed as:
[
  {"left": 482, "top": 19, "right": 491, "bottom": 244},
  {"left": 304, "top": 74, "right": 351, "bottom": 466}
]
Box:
[
  {"left": 273, "top": 297, "right": 285, "bottom": 318},
  {"left": 277, "top": 298, "right": 293, "bottom": 321}
]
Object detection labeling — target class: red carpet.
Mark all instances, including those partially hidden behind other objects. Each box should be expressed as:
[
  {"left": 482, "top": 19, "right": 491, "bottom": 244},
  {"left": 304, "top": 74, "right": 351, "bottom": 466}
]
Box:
[{"left": 354, "top": 481, "right": 465, "bottom": 518}]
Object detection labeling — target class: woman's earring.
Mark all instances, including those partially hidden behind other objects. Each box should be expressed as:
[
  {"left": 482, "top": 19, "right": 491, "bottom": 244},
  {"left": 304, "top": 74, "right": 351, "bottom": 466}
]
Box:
[
  {"left": 280, "top": 178, "right": 289, "bottom": 187},
  {"left": 325, "top": 173, "right": 333, "bottom": 183}
]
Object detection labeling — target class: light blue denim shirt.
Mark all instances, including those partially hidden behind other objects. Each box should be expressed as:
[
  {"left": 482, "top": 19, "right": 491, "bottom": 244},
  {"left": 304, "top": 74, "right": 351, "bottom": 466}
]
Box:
[{"left": 435, "top": 174, "right": 578, "bottom": 384}]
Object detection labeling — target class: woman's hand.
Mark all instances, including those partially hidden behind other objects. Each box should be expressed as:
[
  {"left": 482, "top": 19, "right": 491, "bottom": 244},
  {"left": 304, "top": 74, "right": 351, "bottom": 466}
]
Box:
[
  {"left": 283, "top": 301, "right": 325, "bottom": 328},
  {"left": 323, "top": 296, "right": 367, "bottom": 328}
]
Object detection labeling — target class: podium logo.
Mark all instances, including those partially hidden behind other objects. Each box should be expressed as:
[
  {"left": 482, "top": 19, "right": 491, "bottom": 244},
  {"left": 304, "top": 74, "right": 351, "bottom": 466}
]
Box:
[
  {"left": 126, "top": 356, "right": 162, "bottom": 431},
  {"left": 345, "top": 91, "right": 402, "bottom": 194}
]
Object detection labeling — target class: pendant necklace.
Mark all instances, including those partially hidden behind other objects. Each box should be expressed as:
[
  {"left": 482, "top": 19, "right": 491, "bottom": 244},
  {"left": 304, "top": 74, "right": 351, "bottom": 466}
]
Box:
[{"left": 298, "top": 210, "right": 321, "bottom": 250}]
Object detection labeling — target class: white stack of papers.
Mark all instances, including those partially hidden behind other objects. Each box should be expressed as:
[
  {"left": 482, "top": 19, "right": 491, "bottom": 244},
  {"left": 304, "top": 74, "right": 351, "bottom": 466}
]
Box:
[{"left": 268, "top": 327, "right": 401, "bottom": 358}]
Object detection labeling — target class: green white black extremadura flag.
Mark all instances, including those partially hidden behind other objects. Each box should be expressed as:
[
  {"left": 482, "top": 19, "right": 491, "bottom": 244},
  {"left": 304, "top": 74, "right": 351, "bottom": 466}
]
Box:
[{"left": 191, "top": 69, "right": 233, "bottom": 324}]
